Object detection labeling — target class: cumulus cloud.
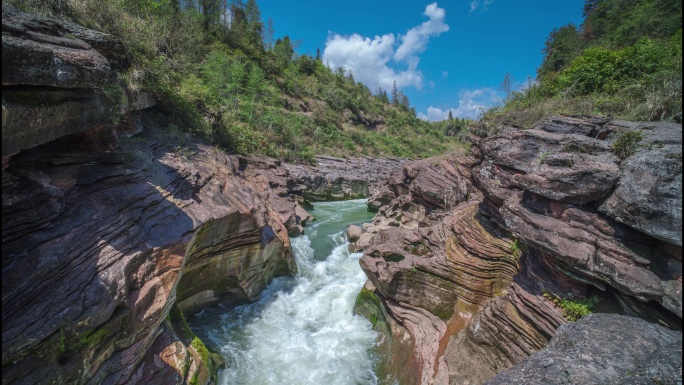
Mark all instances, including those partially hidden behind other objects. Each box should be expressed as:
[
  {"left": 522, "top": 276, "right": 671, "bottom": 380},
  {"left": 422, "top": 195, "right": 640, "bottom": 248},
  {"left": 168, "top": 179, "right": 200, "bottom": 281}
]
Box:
[
  {"left": 417, "top": 88, "right": 504, "bottom": 121},
  {"left": 323, "top": 3, "right": 448, "bottom": 91}
]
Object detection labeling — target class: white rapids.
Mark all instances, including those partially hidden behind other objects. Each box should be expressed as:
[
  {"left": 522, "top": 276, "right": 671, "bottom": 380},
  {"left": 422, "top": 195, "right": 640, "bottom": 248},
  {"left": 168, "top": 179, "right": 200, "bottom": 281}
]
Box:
[{"left": 189, "top": 199, "right": 380, "bottom": 385}]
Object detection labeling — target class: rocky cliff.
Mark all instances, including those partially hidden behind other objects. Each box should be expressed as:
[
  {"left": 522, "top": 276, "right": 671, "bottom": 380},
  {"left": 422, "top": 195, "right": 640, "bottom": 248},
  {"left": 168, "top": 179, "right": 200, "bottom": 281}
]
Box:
[
  {"left": 1, "top": 7, "right": 411, "bottom": 384},
  {"left": 354, "top": 115, "right": 682, "bottom": 384},
  {"left": 285, "top": 155, "right": 407, "bottom": 202},
  {"left": 1, "top": 7, "right": 311, "bottom": 385}
]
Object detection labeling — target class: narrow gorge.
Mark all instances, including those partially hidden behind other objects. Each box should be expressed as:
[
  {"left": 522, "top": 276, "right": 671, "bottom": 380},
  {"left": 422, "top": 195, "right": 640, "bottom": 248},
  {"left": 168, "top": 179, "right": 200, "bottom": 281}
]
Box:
[{"left": 2, "top": 4, "right": 682, "bottom": 385}]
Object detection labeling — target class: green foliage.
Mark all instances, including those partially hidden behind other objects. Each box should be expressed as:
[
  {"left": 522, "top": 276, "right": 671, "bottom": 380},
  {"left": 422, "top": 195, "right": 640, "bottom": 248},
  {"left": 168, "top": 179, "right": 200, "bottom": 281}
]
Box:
[
  {"left": 583, "top": 0, "right": 682, "bottom": 48},
  {"left": 543, "top": 293, "right": 601, "bottom": 322},
  {"left": 509, "top": 238, "right": 522, "bottom": 256},
  {"left": 539, "top": 24, "right": 585, "bottom": 77},
  {"left": 7, "top": 0, "right": 470, "bottom": 162},
  {"left": 485, "top": 0, "right": 682, "bottom": 125},
  {"left": 612, "top": 130, "right": 646, "bottom": 160},
  {"left": 559, "top": 296, "right": 600, "bottom": 321}
]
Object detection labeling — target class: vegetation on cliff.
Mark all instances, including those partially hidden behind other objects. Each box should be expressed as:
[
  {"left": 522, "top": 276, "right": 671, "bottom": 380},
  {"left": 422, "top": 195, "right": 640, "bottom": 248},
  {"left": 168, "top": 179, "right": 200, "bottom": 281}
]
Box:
[
  {"left": 8, "top": 0, "right": 465, "bottom": 162},
  {"left": 481, "top": 0, "right": 682, "bottom": 129}
]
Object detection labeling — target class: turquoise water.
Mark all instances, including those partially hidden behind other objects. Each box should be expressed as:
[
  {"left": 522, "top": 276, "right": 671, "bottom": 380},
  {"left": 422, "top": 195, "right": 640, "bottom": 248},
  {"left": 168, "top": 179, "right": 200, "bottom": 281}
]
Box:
[{"left": 188, "top": 199, "right": 378, "bottom": 385}]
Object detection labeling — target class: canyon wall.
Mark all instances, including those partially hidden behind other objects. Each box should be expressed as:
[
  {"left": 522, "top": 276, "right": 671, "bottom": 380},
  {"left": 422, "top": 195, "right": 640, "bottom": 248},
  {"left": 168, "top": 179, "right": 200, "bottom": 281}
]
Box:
[
  {"left": 355, "top": 115, "right": 682, "bottom": 385},
  {"left": 1, "top": 6, "right": 310, "bottom": 384}
]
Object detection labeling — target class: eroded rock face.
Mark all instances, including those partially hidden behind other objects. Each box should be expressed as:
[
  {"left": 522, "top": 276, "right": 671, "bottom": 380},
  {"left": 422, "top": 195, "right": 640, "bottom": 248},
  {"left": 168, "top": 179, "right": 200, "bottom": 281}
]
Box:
[
  {"left": 1, "top": 5, "right": 120, "bottom": 157},
  {"left": 2, "top": 5, "right": 153, "bottom": 160},
  {"left": 357, "top": 115, "right": 682, "bottom": 385},
  {"left": 598, "top": 122, "right": 683, "bottom": 247},
  {"left": 484, "top": 313, "right": 682, "bottom": 385},
  {"left": 1, "top": 113, "right": 302, "bottom": 384},
  {"left": 284, "top": 155, "right": 406, "bottom": 201}
]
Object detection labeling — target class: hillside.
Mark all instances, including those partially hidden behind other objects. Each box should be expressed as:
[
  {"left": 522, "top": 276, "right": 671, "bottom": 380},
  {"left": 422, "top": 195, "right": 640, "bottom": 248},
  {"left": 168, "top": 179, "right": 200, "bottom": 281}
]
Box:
[
  {"left": 6, "top": 0, "right": 466, "bottom": 162},
  {"left": 480, "top": 0, "right": 682, "bottom": 130}
]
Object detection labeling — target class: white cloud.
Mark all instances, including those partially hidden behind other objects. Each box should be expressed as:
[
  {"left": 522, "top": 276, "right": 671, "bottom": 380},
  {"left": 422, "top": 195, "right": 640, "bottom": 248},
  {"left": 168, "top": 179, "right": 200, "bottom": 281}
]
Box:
[
  {"left": 323, "top": 3, "right": 448, "bottom": 91},
  {"left": 394, "top": 3, "right": 449, "bottom": 62},
  {"left": 418, "top": 87, "right": 504, "bottom": 121},
  {"left": 469, "top": 0, "right": 494, "bottom": 14}
]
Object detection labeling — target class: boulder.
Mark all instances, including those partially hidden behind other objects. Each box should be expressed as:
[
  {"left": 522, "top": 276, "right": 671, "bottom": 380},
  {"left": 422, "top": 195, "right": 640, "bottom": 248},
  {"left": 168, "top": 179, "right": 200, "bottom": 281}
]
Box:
[
  {"left": 484, "top": 314, "right": 682, "bottom": 385},
  {"left": 598, "top": 123, "right": 682, "bottom": 247}
]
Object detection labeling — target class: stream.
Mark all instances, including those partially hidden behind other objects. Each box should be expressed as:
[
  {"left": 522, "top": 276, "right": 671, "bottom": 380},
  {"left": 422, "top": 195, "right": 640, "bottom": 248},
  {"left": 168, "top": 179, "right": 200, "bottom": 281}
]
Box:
[{"left": 188, "top": 199, "right": 381, "bottom": 385}]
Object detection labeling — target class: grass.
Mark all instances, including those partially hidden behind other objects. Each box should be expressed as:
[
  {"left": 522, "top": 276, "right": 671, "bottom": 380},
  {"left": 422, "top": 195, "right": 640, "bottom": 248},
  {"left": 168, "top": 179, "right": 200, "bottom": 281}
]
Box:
[{"left": 509, "top": 238, "right": 522, "bottom": 256}]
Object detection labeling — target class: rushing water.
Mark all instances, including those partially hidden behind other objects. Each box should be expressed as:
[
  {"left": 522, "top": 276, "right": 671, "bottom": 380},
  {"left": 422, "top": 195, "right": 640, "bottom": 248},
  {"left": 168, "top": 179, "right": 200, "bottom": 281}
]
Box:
[{"left": 188, "top": 199, "right": 379, "bottom": 385}]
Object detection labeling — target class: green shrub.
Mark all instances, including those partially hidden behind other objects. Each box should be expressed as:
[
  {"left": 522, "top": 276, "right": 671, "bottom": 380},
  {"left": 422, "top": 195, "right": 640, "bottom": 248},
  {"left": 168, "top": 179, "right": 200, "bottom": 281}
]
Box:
[
  {"left": 558, "top": 296, "right": 601, "bottom": 322},
  {"left": 612, "top": 130, "right": 646, "bottom": 160},
  {"left": 543, "top": 293, "right": 601, "bottom": 322}
]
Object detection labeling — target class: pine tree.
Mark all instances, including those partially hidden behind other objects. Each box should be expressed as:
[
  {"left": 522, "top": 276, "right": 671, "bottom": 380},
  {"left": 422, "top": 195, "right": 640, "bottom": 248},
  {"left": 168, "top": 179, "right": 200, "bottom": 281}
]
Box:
[
  {"left": 448, "top": 110, "right": 454, "bottom": 120},
  {"left": 315, "top": 48, "right": 322, "bottom": 61},
  {"left": 244, "top": 0, "right": 263, "bottom": 49},
  {"left": 273, "top": 36, "right": 294, "bottom": 68},
  {"left": 391, "top": 81, "right": 399, "bottom": 106}
]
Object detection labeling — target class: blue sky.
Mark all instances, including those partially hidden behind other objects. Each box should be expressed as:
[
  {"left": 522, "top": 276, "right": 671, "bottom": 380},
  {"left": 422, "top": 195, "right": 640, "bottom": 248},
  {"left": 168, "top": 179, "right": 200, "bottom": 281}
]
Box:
[{"left": 258, "top": 1, "right": 585, "bottom": 120}]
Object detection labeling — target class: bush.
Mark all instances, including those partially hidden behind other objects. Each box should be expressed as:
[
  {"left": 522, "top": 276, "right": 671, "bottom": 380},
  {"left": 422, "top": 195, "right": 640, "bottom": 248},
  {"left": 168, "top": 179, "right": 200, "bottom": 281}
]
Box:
[
  {"left": 612, "top": 130, "right": 646, "bottom": 160},
  {"left": 543, "top": 293, "right": 601, "bottom": 322}
]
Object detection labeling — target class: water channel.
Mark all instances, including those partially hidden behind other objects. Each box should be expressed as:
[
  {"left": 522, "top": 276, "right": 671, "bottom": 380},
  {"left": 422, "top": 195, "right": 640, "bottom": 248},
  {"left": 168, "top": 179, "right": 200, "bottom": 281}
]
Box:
[{"left": 188, "top": 199, "right": 381, "bottom": 385}]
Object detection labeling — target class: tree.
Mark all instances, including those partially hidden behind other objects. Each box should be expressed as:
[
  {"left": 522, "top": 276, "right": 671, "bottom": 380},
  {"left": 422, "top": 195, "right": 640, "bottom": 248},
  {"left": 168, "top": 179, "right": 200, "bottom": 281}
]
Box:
[
  {"left": 273, "top": 36, "right": 294, "bottom": 68},
  {"left": 391, "top": 81, "right": 399, "bottom": 106},
  {"left": 538, "top": 24, "right": 584, "bottom": 76},
  {"left": 501, "top": 72, "right": 512, "bottom": 100},
  {"left": 244, "top": 0, "right": 263, "bottom": 49},
  {"left": 582, "top": 0, "right": 601, "bottom": 17},
  {"left": 315, "top": 47, "right": 322, "bottom": 61},
  {"left": 400, "top": 94, "right": 410, "bottom": 110},
  {"left": 263, "top": 18, "right": 274, "bottom": 49},
  {"left": 448, "top": 110, "right": 454, "bottom": 120}
]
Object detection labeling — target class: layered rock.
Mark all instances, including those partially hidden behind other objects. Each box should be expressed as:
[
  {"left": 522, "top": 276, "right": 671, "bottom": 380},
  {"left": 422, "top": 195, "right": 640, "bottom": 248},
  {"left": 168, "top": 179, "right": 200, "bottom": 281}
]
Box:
[
  {"left": 284, "top": 155, "right": 406, "bottom": 201},
  {"left": 1, "top": 115, "right": 305, "bottom": 384},
  {"left": 2, "top": 5, "right": 121, "bottom": 158},
  {"left": 356, "top": 115, "right": 682, "bottom": 385},
  {"left": 1, "top": 9, "right": 308, "bottom": 384}
]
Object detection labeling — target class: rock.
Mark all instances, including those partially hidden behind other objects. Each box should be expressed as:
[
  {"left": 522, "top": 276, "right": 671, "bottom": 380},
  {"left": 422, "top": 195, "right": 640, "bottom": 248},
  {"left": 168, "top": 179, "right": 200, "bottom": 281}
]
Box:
[
  {"left": 242, "top": 155, "right": 314, "bottom": 236},
  {"left": 500, "top": 190, "right": 681, "bottom": 317},
  {"left": 1, "top": 112, "right": 303, "bottom": 384},
  {"left": 2, "top": 87, "right": 113, "bottom": 157},
  {"left": 284, "top": 156, "right": 406, "bottom": 201},
  {"left": 1, "top": 5, "right": 135, "bottom": 159},
  {"left": 357, "top": 115, "right": 681, "bottom": 385},
  {"left": 347, "top": 224, "right": 362, "bottom": 242},
  {"left": 367, "top": 189, "right": 394, "bottom": 212},
  {"left": 2, "top": 5, "right": 118, "bottom": 88},
  {"left": 598, "top": 124, "right": 682, "bottom": 247},
  {"left": 480, "top": 123, "right": 620, "bottom": 205},
  {"left": 484, "top": 314, "right": 682, "bottom": 385}
]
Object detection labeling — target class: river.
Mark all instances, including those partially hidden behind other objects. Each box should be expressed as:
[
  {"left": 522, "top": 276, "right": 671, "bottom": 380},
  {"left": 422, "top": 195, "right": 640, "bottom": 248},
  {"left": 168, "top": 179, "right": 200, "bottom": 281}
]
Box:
[{"left": 188, "top": 199, "right": 380, "bottom": 385}]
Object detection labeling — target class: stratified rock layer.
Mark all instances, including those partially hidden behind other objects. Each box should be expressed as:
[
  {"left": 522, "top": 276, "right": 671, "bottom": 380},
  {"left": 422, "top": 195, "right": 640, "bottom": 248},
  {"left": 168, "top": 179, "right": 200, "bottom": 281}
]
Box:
[
  {"left": 1, "top": 117, "right": 302, "bottom": 384},
  {"left": 285, "top": 155, "right": 407, "bottom": 201},
  {"left": 357, "top": 115, "right": 682, "bottom": 385}
]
